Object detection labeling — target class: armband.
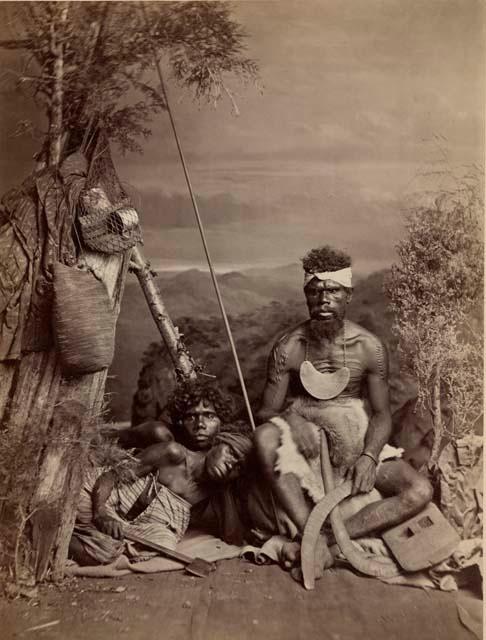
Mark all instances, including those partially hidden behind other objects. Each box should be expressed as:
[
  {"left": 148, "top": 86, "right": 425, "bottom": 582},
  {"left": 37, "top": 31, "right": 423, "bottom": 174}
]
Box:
[{"left": 361, "top": 451, "right": 378, "bottom": 465}]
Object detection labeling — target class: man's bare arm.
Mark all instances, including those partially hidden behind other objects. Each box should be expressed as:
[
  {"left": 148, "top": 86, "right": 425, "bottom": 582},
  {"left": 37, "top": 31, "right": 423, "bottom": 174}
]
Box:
[
  {"left": 363, "top": 340, "right": 392, "bottom": 459},
  {"left": 135, "top": 442, "right": 185, "bottom": 473},
  {"left": 118, "top": 421, "right": 174, "bottom": 449},
  {"left": 91, "top": 445, "right": 172, "bottom": 537},
  {"left": 92, "top": 470, "right": 116, "bottom": 517},
  {"left": 256, "top": 332, "right": 319, "bottom": 459},
  {"left": 256, "top": 338, "right": 292, "bottom": 423},
  {"left": 347, "top": 338, "right": 392, "bottom": 494},
  {"left": 92, "top": 470, "right": 125, "bottom": 539}
]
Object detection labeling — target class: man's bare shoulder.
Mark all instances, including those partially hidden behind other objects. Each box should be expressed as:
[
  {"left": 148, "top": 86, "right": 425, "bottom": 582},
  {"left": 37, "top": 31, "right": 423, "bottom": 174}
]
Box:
[
  {"left": 273, "top": 321, "right": 308, "bottom": 352},
  {"left": 271, "top": 322, "right": 307, "bottom": 361},
  {"left": 138, "top": 441, "right": 186, "bottom": 466},
  {"left": 345, "top": 320, "right": 381, "bottom": 344},
  {"left": 345, "top": 320, "right": 388, "bottom": 376},
  {"left": 266, "top": 322, "right": 307, "bottom": 381}
]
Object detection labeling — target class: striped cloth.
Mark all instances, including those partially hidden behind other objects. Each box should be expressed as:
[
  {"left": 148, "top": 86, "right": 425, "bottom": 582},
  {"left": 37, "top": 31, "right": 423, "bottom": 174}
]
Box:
[{"left": 73, "top": 469, "right": 191, "bottom": 565}]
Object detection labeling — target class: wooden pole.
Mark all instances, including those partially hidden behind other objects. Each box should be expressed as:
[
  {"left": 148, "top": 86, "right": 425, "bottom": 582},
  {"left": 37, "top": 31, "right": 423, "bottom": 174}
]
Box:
[
  {"left": 141, "top": 5, "right": 255, "bottom": 429},
  {"left": 47, "top": 3, "right": 68, "bottom": 166}
]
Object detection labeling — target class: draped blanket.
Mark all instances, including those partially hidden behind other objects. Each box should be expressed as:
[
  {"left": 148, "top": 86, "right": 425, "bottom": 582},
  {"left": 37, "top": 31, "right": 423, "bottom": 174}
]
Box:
[{"left": 72, "top": 469, "right": 191, "bottom": 565}]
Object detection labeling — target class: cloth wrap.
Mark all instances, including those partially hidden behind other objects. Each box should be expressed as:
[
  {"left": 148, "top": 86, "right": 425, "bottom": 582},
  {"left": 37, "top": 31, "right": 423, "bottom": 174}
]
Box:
[
  {"left": 213, "top": 430, "right": 253, "bottom": 459},
  {"left": 206, "top": 430, "right": 254, "bottom": 546},
  {"left": 303, "top": 267, "right": 352, "bottom": 288},
  {"left": 72, "top": 469, "right": 191, "bottom": 565}
]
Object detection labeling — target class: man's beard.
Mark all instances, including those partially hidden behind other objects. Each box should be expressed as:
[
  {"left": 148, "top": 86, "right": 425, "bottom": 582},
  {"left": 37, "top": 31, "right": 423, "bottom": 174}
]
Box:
[{"left": 309, "top": 313, "right": 345, "bottom": 341}]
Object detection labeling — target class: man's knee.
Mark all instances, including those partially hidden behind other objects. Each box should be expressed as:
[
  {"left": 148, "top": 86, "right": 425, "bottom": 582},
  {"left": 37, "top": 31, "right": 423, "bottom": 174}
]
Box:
[
  {"left": 120, "top": 420, "right": 172, "bottom": 448},
  {"left": 150, "top": 421, "right": 173, "bottom": 443},
  {"left": 254, "top": 421, "right": 280, "bottom": 459},
  {"left": 69, "top": 537, "right": 97, "bottom": 566},
  {"left": 403, "top": 474, "right": 433, "bottom": 512}
]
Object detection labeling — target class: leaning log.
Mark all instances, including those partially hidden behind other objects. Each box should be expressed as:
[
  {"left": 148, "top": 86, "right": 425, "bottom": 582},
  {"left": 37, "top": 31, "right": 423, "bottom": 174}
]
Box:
[{"left": 129, "top": 245, "right": 197, "bottom": 382}]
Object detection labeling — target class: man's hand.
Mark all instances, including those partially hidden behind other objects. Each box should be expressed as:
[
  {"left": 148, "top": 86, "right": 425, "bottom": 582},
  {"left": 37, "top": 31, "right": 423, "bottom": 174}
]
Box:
[
  {"left": 285, "top": 412, "right": 319, "bottom": 459},
  {"left": 93, "top": 513, "right": 125, "bottom": 540},
  {"left": 346, "top": 454, "right": 377, "bottom": 495}
]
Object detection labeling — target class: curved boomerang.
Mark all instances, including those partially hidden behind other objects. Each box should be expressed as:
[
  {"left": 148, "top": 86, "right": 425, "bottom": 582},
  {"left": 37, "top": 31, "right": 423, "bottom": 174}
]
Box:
[
  {"left": 301, "top": 480, "right": 353, "bottom": 589},
  {"left": 301, "top": 431, "right": 400, "bottom": 590}
]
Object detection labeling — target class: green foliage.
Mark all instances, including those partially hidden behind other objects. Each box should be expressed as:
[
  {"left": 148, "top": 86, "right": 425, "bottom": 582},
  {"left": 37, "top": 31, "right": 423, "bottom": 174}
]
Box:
[
  {"left": 385, "top": 169, "right": 483, "bottom": 449},
  {"left": 161, "top": 2, "right": 258, "bottom": 106},
  {"left": 1, "top": 1, "right": 258, "bottom": 155}
]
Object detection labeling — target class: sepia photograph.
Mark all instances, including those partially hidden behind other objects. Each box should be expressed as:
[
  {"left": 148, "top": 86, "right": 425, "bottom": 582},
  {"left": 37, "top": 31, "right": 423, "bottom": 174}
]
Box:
[{"left": 0, "top": 1, "right": 483, "bottom": 639}]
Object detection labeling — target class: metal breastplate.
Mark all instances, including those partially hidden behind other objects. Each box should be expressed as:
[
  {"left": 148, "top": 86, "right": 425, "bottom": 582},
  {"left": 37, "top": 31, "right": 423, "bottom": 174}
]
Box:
[{"left": 299, "top": 327, "right": 349, "bottom": 400}]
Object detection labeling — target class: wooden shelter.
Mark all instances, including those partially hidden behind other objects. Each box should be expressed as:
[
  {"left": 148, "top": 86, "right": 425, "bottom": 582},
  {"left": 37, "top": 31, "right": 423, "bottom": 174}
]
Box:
[{"left": 0, "top": 130, "right": 193, "bottom": 586}]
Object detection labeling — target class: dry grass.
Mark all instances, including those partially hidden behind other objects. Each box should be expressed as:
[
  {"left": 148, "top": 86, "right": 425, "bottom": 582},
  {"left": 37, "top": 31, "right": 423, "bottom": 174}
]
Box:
[
  {"left": 86, "top": 428, "right": 138, "bottom": 484},
  {"left": 0, "top": 399, "right": 138, "bottom": 593}
]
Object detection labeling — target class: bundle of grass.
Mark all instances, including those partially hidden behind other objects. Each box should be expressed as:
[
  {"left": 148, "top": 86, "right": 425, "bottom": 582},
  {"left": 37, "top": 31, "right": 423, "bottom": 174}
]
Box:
[{"left": 86, "top": 428, "right": 139, "bottom": 485}]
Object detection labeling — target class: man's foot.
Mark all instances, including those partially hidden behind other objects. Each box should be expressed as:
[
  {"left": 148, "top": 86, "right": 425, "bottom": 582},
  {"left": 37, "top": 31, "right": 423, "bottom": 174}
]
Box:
[
  {"left": 289, "top": 534, "right": 334, "bottom": 584},
  {"left": 279, "top": 540, "right": 301, "bottom": 571},
  {"left": 314, "top": 534, "right": 334, "bottom": 579}
]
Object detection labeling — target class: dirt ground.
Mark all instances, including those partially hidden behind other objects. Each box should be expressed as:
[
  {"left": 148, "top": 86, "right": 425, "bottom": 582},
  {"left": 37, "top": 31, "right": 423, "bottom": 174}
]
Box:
[{"left": 1, "top": 558, "right": 480, "bottom": 640}]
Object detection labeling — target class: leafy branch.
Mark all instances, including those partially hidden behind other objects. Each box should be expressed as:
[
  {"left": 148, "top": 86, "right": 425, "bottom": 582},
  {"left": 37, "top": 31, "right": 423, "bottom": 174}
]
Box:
[
  {"left": 385, "top": 167, "right": 483, "bottom": 466},
  {"left": 0, "top": 1, "right": 259, "bottom": 162}
]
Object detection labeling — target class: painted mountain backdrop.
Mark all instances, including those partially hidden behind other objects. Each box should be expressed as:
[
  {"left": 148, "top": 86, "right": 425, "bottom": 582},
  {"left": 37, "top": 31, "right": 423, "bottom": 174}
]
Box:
[{"left": 106, "top": 264, "right": 415, "bottom": 423}]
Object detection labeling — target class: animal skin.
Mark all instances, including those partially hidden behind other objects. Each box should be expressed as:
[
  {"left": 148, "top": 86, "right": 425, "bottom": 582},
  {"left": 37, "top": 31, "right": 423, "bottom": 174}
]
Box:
[{"left": 288, "top": 396, "right": 369, "bottom": 474}]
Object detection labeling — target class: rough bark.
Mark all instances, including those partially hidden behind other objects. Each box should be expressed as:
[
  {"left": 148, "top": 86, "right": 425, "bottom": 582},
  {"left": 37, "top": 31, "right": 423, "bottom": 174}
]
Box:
[
  {"left": 0, "top": 129, "right": 135, "bottom": 583},
  {"left": 47, "top": 4, "right": 68, "bottom": 166},
  {"left": 129, "top": 245, "right": 197, "bottom": 381},
  {"left": 0, "top": 249, "right": 130, "bottom": 583}
]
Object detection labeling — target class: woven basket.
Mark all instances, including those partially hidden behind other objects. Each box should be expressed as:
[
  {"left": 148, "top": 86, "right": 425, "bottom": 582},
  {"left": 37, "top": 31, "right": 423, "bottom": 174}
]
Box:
[
  {"left": 52, "top": 263, "right": 115, "bottom": 376},
  {"left": 78, "top": 187, "right": 142, "bottom": 254}
]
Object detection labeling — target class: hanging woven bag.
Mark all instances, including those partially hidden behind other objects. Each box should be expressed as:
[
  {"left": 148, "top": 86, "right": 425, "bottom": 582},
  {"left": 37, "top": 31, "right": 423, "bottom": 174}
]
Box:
[{"left": 52, "top": 262, "right": 115, "bottom": 376}]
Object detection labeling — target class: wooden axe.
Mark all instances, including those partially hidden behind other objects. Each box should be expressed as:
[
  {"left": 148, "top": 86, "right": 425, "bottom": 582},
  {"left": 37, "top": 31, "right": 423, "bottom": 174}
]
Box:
[{"left": 124, "top": 532, "right": 215, "bottom": 578}]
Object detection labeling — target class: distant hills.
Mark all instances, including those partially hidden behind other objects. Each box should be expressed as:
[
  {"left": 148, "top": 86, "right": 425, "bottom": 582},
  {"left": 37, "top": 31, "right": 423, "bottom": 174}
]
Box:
[
  {"left": 107, "top": 263, "right": 302, "bottom": 419},
  {"left": 106, "top": 265, "right": 414, "bottom": 422}
]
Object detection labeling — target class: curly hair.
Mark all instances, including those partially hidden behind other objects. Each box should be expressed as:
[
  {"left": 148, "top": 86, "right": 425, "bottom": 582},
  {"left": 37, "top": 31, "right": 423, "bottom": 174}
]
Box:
[
  {"left": 302, "top": 245, "right": 351, "bottom": 274},
  {"left": 166, "top": 380, "right": 236, "bottom": 428}
]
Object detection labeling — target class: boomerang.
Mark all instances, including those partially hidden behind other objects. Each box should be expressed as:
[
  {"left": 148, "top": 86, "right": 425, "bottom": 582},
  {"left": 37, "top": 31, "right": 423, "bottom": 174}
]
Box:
[{"left": 300, "top": 430, "right": 401, "bottom": 589}]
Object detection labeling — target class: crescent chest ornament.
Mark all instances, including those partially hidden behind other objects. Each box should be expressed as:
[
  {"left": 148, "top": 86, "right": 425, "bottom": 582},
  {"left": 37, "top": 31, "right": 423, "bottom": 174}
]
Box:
[{"left": 299, "top": 325, "right": 349, "bottom": 400}]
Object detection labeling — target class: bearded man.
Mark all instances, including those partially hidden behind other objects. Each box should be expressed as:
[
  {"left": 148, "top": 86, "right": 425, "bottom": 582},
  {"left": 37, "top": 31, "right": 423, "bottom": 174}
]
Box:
[{"left": 252, "top": 246, "right": 433, "bottom": 570}]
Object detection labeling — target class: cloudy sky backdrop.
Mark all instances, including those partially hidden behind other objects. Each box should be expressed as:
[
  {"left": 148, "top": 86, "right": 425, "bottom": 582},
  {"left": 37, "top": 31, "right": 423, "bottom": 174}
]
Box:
[{"left": 1, "top": 0, "right": 484, "bottom": 275}]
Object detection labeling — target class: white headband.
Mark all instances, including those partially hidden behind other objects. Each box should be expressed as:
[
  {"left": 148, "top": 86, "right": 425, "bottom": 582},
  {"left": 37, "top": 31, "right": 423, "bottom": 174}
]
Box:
[{"left": 304, "top": 267, "right": 352, "bottom": 288}]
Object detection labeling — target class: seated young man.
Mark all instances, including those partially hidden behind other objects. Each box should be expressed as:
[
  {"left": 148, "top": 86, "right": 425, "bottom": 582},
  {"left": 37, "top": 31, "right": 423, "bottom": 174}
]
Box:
[{"left": 69, "top": 427, "right": 252, "bottom": 566}]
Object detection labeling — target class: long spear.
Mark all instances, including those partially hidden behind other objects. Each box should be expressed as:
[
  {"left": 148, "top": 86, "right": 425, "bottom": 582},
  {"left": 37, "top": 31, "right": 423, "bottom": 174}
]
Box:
[{"left": 141, "top": 6, "right": 256, "bottom": 431}]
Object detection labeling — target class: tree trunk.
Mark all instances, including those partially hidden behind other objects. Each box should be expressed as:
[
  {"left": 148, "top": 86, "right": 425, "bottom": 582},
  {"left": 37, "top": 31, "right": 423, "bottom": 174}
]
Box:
[
  {"left": 0, "top": 250, "right": 130, "bottom": 583},
  {"left": 429, "top": 364, "right": 443, "bottom": 468},
  {"left": 0, "top": 133, "right": 134, "bottom": 584}
]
